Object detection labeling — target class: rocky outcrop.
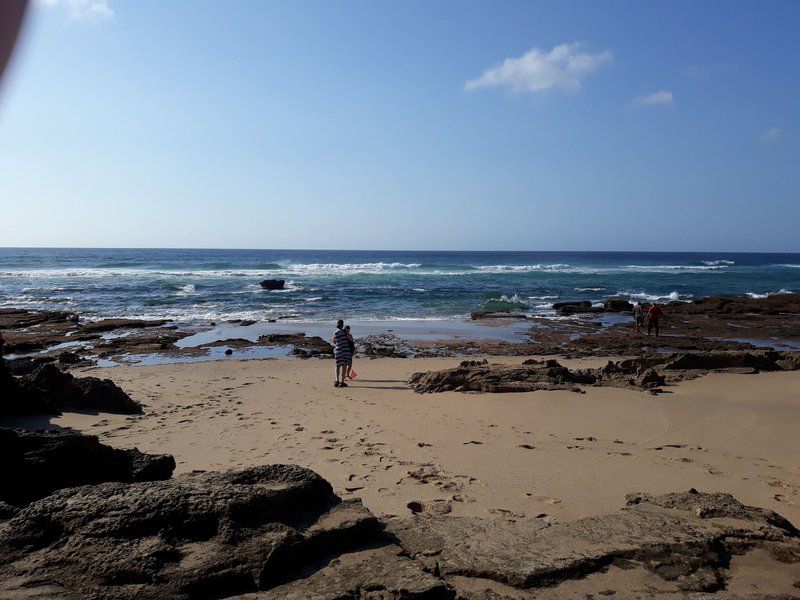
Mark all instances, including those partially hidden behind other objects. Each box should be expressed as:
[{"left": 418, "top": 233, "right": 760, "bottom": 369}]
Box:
[
  {"left": 260, "top": 279, "right": 286, "bottom": 290},
  {"left": 410, "top": 351, "right": 800, "bottom": 395},
  {"left": 0, "top": 462, "right": 450, "bottom": 600},
  {"left": 0, "top": 428, "right": 175, "bottom": 507},
  {"left": 552, "top": 300, "right": 602, "bottom": 315},
  {"left": 7, "top": 363, "right": 143, "bottom": 415},
  {"left": 604, "top": 297, "right": 634, "bottom": 312},
  {"left": 1, "top": 361, "right": 142, "bottom": 416},
  {"left": 257, "top": 333, "right": 333, "bottom": 358},
  {"left": 667, "top": 293, "right": 800, "bottom": 316},
  {"left": 409, "top": 359, "right": 596, "bottom": 393},
  {"left": 663, "top": 350, "right": 784, "bottom": 372},
  {"left": 387, "top": 489, "right": 800, "bottom": 596}
]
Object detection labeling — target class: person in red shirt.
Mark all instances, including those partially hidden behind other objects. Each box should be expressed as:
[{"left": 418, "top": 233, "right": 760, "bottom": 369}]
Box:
[{"left": 646, "top": 304, "right": 665, "bottom": 337}]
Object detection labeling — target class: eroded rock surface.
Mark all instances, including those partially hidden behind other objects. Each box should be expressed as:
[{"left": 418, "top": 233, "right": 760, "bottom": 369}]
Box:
[
  {"left": 409, "top": 359, "right": 596, "bottom": 393},
  {"left": 410, "top": 351, "right": 800, "bottom": 394},
  {"left": 0, "top": 463, "right": 447, "bottom": 600},
  {"left": 387, "top": 489, "right": 800, "bottom": 597},
  {"left": 1, "top": 362, "right": 142, "bottom": 415},
  {"left": 0, "top": 428, "right": 175, "bottom": 507}
]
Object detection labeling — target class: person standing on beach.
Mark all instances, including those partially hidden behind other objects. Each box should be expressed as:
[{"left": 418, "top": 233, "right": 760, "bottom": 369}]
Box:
[
  {"left": 646, "top": 303, "right": 664, "bottom": 337},
  {"left": 633, "top": 301, "right": 645, "bottom": 332},
  {"left": 344, "top": 325, "right": 356, "bottom": 379},
  {"left": 331, "top": 319, "right": 352, "bottom": 387}
]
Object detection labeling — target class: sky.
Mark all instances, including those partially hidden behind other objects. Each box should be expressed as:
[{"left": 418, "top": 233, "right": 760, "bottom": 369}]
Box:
[{"left": 0, "top": 0, "right": 798, "bottom": 252}]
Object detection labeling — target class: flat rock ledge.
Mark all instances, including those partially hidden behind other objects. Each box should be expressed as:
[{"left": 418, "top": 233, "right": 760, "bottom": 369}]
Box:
[{"left": 387, "top": 488, "right": 800, "bottom": 598}]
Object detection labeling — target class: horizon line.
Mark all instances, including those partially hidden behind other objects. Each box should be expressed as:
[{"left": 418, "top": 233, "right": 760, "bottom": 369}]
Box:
[{"left": 1, "top": 246, "right": 799, "bottom": 255}]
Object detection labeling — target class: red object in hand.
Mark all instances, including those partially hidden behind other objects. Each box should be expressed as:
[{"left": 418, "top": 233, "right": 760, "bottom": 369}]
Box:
[{"left": 349, "top": 370, "right": 357, "bottom": 379}]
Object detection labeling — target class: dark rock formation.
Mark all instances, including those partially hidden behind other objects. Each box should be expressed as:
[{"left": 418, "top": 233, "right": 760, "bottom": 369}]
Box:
[
  {"left": 260, "top": 279, "right": 286, "bottom": 290},
  {"left": 0, "top": 428, "right": 175, "bottom": 507},
  {"left": 470, "top": 310, "right": 528, "bottom": 320},
  {"left": 0, "top": 463, "right": 450, "bottom": 600},
  {"left": 257, "top": 333, "right": 333, "bottom": 358},
  {"left": 387, "top": 489, "right": 800, "bottom": 596},
  {"left": 604, "top": 298, "right": 634, "bottom": 312},
  {"left": 410, "top": 351, "right": 800, "bottom": 395},
  {"left": 361, "top": 333, "right": 413, "bottom": 358},
  {"left": 553, "top": 300, "right": 603, "bottom": 316},
  {"left": 409, "top": 359, "right": 596, "bottom": 393},
  {"left": 663, "top": 350, "right": 783, "bottom": 372},
  {"left": 667, "top": 293, "right": 800, "bottom": 316},
  {"left": 1, "top": 362, "right": 142, "bottom": 416}
]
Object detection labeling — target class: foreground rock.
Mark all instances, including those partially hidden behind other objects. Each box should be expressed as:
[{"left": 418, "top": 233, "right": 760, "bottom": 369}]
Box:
[
  {"left": 387, "top": 489, "right": 800, "bottom": 597},
  {"left": 0, "top": 462, "right": 448, "bottom": 600},
  {"left": 0, "top": 428, "right": 175, "bottom": 508},
  {"left": 1, "top": 362, "right": 142, "bottom": 416}
]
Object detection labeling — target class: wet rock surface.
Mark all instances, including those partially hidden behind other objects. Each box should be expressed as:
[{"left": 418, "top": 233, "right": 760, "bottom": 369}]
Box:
[{"left": 386, "top": 489, "right": 800, "bottom": 597}]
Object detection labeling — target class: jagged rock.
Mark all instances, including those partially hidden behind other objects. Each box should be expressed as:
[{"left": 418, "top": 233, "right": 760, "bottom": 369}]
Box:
[
  {"left": 387, "top": 490, "right": 800, "bottom": 595},
  {"left": 604, "top": 298, "right": 634, "bottom": 312},
  {"left": 0, "top": 428, "right": 175, "bottom": 507},
  {"left": 14, "top": 363, "right": 142, "bottom": 415},
  {"left": 635, "top": 368, "right": 666, "bottom": 388},
  {"left": 0, "top": 464, "right": 417, "bottom": 600},
  {"left": 260, "top": 279, "right": 286, "bottom": 290},
  {"left": 409, "top": 359, "right": 596, "bottom": 393}
]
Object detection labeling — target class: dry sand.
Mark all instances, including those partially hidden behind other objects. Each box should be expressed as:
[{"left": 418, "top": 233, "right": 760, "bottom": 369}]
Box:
[{"left": 43, "top": 355, "right": 800, "bottom": 525}]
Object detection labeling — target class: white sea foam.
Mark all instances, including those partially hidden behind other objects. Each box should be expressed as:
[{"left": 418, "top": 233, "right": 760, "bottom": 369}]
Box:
[
  {"left": 702, "top": 260, "right": 735, "bottom": 266},
  {"left": 175, "top": 284, "right": 196, "bottom": 296},
  {"left": 574, "top": 287, "right": 605, "bottom": 292},
  {"left": 616, "top": 290, "right": 686, "bottom": 302},
  {"left": 776, "top": 264, "right": 800, "bottom": 268},
  {"left": 746, "top": 289, "right": 794, "bottom": 299},
  {"left": 623, "top": 264, "right": 728, "bottom": 272}
]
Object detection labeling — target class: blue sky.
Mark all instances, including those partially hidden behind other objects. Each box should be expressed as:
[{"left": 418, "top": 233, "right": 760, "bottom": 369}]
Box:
[{"left": 0, "top": 0, "right": 798, "bottom": 251}]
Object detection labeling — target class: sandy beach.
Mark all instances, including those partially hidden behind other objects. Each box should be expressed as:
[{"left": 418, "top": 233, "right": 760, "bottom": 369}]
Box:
[{"left": 33, "top": 355, "right": 798, "bottom": 526}]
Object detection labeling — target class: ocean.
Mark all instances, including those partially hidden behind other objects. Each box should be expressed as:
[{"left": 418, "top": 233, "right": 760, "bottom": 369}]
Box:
[{"left": 1, "top": 248, "right": 798, "bottom": 324}]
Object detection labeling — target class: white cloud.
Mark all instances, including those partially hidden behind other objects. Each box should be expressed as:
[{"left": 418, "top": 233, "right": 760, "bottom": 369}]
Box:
[
  {"left": 631, "top": 91, "right": 674, "bottom": 107},
  {"left": 761, "top": 127, "right": 783, "bottom": 144},
  {"left": 36, "top": 0, "right": 114, "bottom": 21},
  {"left": 465, "top": 42, "right": 613, "bottom": 94}
]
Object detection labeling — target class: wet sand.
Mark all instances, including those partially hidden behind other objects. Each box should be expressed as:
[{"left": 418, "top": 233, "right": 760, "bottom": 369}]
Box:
[{"left": 42, "top": 355, "right": 800, "bottom": 525}]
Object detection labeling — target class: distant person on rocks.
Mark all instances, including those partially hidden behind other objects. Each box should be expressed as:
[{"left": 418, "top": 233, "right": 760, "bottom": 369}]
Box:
[
  {"left": 344, "top": 325, "right": 356, "bottom": 379},
  {"left": 331, "top": 319, "right": 352, "bottom": 387},
  {"left": 633, "top": 301, "right": 645, "bottom": 332},
  {"left": 647, "top": 303, "right": 664, "bottom": 337}
]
